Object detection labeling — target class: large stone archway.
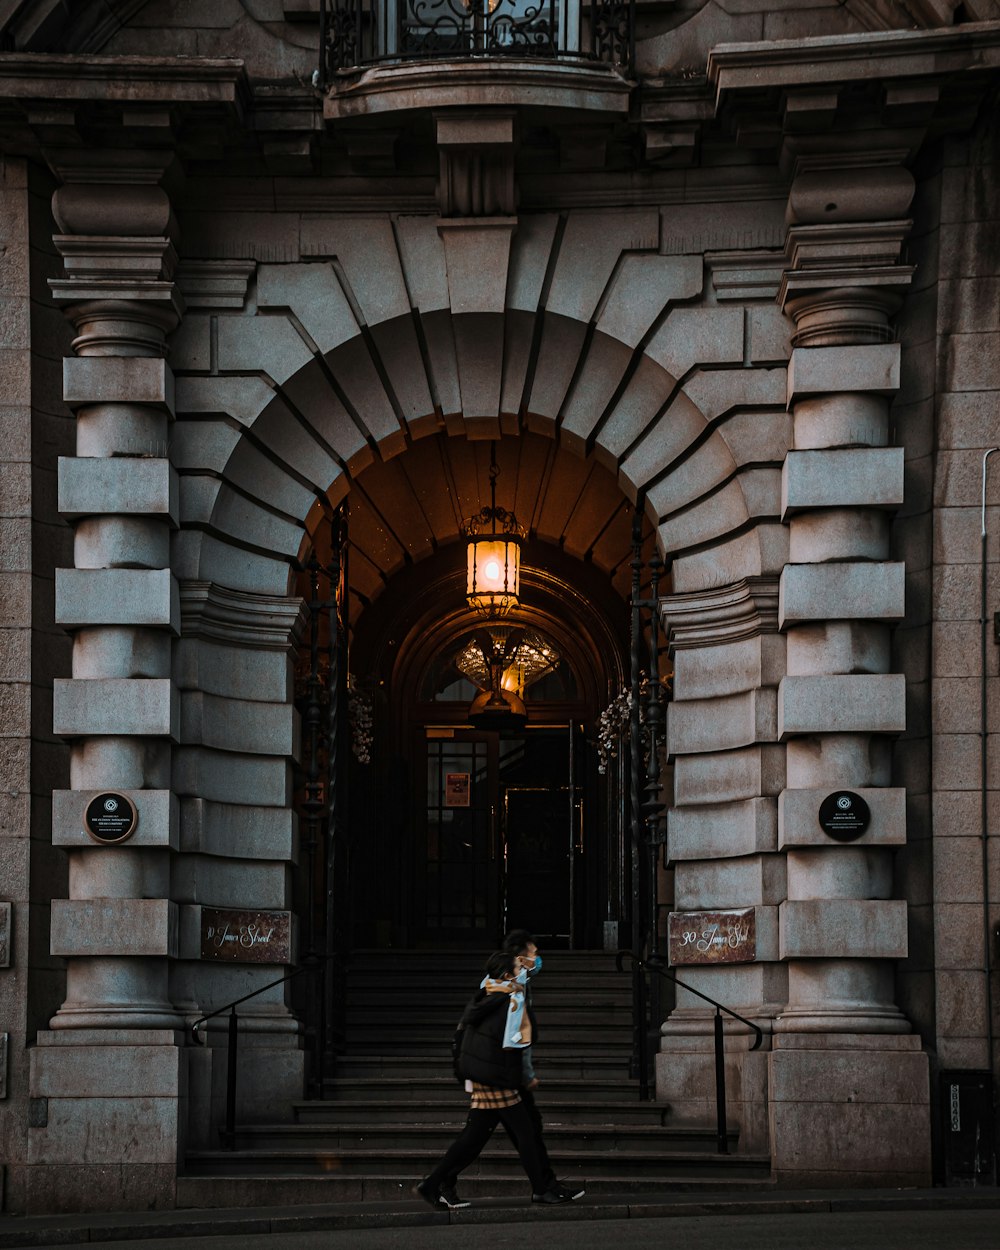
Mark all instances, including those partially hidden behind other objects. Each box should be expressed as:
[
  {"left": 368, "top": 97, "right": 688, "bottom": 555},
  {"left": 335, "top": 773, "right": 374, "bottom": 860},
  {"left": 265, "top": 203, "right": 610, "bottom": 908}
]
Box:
[{"left": 33, "top": 126, "right": 930, "bottom": 1208}]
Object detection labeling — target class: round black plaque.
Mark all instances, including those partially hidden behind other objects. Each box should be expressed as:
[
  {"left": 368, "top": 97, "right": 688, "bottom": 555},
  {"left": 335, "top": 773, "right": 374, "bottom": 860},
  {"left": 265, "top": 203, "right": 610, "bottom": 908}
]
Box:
[
  {"left": 84, "top": 792, "right": 138, "bottom": 845},
  {"left": 818, "top": 790, "right": 871, "bottom": 842}
]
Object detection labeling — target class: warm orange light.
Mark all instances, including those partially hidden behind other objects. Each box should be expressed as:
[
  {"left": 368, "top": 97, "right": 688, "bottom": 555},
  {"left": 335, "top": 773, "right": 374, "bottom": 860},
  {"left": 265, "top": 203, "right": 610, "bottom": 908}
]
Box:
[{"left": 466, "top": 535, "right": 520, "bottom": 616}]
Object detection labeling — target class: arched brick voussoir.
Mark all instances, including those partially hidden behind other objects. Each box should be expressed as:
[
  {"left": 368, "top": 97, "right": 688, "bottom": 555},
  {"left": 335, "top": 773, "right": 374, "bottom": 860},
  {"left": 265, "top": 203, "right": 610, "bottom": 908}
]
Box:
[
  {"left": 525, "top": 311, "right": 590, "bottom": 435},
  {"left": 657, "top": 466, "right": 782, "bottom": 557},
  {"left": 321, "top": 336, "right": 409, "bottom": 460},
  {"left": 275, "top": 366, "right": 373, "bottom": 478},
  {"left": 175, "top": 375, "right": 281, "bottom": 430},
  {"left": 560, "top": 330, "right": 646, "bottom": 458},
  {"left": 450, "top": 310, "right": 506, "bottom": 434},
  {"left": 559, "top": 255, "right": 704, "bottom": 455},
  {"left": 644, "top": 430, "right": 740, "bottom": 521},
  {"left": 230, "top": 392, "right": 349, "bottom": 500},
  {"left": 209, "top": 480, "right": 305, "bottom": 564},
  {"left": 612, "top": 385, "right": 702, "bottom": 498},
  {"left": 716, "top": 408, "right": 792, "bottom": 468},
  {"left": 222, "top": 436, "right": 319, "bottom": 524},
  {"left": 215, "top": 311, "right": 315, "bottom": 387},
  {"left": 191, "top": 532, "right": 295, "bottom": 598},
  {"left": 618, "top": 366, "right": 788, "bottom": 497},
  {"left": 592, "top": 354, "right": 682, "bottom": 475},
  {"left": 672, "top": 523, "right": 790, "bottom": 595}
]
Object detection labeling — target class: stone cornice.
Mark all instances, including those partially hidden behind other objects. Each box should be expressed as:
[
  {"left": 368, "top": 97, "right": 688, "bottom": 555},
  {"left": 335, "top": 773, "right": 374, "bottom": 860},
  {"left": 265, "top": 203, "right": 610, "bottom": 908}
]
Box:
[
  {"left": 708, "top": 20, "right": 1000, "bottom": 95},
  {"left": 0, "top": 54, "right": 249, "bottom": 106},
  {"left": 179, "top": 581, "right": 307, "bottom": 652},
  {"left": 660, "top": 576, "right": 780, "bottom": 651}
]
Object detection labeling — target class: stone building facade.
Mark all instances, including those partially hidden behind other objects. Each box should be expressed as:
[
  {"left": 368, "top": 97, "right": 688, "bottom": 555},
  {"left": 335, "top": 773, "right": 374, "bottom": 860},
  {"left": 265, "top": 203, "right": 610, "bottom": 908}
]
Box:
[{"left": 0, "top": 0, "right": 999, "bottom": 1215}]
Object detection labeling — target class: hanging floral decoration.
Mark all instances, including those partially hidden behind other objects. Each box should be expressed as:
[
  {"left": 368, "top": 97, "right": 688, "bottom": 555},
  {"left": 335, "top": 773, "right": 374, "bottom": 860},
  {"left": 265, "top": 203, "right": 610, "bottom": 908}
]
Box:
[
  {"left": 595, "top": 672, "right": 671, "bottom": 774},
  {"left": 348, "top": 679, "right": 374, "bottom": 765},
  {"left": 597, "top": 688, "right": 633, "bottom": 774}
]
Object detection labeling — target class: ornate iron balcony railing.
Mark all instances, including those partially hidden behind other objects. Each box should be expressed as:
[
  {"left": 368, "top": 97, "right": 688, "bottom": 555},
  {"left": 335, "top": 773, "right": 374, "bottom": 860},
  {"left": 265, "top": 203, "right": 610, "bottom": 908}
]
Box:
[{"left": 319, "top": 0, "right": 634, "bottom": 80}]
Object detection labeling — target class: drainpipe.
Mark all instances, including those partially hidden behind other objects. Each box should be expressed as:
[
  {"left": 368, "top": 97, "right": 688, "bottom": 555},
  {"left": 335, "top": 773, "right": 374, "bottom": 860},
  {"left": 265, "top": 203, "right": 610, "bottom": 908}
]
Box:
[{"left": 980, "top": 447, "right": 998, "bottom": 1081}]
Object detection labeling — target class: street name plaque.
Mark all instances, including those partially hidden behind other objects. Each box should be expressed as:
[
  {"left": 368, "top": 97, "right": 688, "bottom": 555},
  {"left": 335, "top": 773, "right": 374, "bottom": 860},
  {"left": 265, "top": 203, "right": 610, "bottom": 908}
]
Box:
[
  {"left": 818, "top": 790, "right": 871, "bottom": 842},
  {"left": 83, "top": 792, "right": 138, "bottom": 844},
  {"left": 200, "top": 908, "right": 292, "bottom": 964},
  {"left": 668, "top": 907, "right": 756, "bottom": 966}
]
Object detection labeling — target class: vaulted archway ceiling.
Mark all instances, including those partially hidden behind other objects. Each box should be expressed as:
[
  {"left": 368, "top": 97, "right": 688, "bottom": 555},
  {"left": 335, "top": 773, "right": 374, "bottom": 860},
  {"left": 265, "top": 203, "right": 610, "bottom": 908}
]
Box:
[{"left": 342, "top": 431, "right": 652, "bottom": 614}]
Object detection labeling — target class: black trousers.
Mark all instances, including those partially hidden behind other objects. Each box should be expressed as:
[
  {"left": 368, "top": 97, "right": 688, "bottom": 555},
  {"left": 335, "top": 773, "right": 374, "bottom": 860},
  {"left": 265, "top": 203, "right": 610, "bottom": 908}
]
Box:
[{"left": 426, "top": 1099, "right": 552, "bottom": 1194}]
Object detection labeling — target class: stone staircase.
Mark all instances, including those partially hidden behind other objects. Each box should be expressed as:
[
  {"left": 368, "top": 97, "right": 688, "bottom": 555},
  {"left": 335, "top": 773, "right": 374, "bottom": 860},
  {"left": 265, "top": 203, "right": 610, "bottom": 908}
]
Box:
[{"left": 179, "top": 950, "right": 772, "bottom": 1206}]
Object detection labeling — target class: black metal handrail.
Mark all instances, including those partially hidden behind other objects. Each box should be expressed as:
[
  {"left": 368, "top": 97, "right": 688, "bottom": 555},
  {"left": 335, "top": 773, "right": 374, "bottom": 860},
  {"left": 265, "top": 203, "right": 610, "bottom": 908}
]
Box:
[
  {"left": 615, "top": 949, "right": 764, "bottom": 1155},
  {"left": 190, "top": 956, "right": 329, "bottom": 1150},
  {"left": 319, "top": 0, "right": 634, "bottom": 80}
]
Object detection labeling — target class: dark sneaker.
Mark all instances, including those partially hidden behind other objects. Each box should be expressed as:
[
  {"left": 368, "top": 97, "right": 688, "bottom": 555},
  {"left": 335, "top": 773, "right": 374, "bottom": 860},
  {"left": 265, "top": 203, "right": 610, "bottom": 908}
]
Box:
[
  {"left": 532, "top": 1183, "right": 585, "bottom": 1203},
  {"left": 439, "top": 1185, "right": 471, "bottom": 1210},
  {"left": 414, "top": 1179, "right": 445, "bottom": 1209}
]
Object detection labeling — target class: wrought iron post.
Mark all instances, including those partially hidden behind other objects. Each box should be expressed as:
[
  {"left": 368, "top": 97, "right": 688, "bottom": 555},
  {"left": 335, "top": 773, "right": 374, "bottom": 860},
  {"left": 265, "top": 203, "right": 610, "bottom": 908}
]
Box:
[
  {"left": 302, "top": 558, "right": 324, "bottom": 963},
  {"left": 644, "top": 553, "right": 666, "bottom": 968},
  {"left": 628, "top": 512, "right": 648, "bottom": 1095},
  {"left": 323, "top": 507, "right": 347, "bottom": 1083}
]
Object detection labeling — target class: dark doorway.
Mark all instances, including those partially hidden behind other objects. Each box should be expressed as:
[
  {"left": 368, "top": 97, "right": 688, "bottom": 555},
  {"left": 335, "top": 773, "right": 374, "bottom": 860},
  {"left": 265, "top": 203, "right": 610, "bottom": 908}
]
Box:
[{"left": 416, "top": 727, "right": 579, "bottom": 947}]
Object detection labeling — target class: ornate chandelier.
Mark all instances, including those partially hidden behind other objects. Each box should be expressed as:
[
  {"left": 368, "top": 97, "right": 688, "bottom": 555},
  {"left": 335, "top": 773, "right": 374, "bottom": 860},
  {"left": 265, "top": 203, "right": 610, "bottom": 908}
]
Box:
[{"left": 463, "top": 444, "right": 523, "bottom": 619}]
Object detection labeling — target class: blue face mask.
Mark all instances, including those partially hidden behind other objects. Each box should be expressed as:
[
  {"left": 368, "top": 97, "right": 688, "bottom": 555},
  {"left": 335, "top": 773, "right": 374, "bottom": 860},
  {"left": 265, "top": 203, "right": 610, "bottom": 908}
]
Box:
[{"left": 532, "top": 955, "right": 542, "bottom": 973}]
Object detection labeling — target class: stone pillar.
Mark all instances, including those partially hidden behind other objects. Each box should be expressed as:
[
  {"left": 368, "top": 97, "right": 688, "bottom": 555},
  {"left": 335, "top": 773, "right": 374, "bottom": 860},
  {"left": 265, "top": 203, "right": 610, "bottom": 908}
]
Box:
[
  {"left": 26, "top": 163, "right": 185, "bottom": 1212},
  {"left": 657, "top": 578, "right": 786, "bottom": 1154},
  {"left": 767, "top": 159, "right": 931, "bottom": 1185}
]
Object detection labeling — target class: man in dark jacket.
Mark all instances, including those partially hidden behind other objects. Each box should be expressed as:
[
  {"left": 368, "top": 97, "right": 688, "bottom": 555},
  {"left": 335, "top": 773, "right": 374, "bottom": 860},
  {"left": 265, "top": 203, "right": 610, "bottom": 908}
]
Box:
[{"left": 415, "top": 950, "right": 577, "bottom": 1209}]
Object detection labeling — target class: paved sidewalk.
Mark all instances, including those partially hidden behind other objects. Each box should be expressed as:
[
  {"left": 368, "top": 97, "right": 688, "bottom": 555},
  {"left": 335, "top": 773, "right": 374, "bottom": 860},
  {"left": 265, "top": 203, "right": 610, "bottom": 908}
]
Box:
[{"left": 1, "top": 1187, "right": 999, "bottom": 1248}]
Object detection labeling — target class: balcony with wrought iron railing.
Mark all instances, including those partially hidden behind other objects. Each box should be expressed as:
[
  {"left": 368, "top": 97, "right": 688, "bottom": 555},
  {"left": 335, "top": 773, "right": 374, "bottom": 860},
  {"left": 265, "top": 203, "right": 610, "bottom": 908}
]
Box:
[{"left": 319, "top": 0, "right": 635, "bottom": 81}]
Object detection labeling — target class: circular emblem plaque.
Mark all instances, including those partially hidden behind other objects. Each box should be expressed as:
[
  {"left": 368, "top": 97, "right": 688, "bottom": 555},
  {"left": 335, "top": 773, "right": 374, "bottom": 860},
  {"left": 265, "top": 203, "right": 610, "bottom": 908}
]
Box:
[
  {"left": 818, "top": 790, "right": 871, "bottom": 842},
  {"left": 84, "top": 792, "right": 138, "bottom": 845}
]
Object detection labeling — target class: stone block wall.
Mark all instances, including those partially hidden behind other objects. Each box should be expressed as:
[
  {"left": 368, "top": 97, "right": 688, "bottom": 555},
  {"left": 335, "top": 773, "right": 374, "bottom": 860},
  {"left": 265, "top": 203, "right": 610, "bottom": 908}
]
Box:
[
  {"left": 924, "top": 111, "right": 1000, "bottom": 1077},
  {"left": 0, "top": 157, "right": 73, "bottom": 1213}
]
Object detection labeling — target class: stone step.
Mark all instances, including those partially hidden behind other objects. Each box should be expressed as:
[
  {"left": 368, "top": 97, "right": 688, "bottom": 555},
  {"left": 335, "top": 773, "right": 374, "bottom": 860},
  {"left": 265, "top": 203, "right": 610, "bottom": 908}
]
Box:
[
  {"left": 292, "top": 1099, "right": 673, "bottom": 1125},
  {"left": 184, "top": 1146, "right": 768, "bottom": 1180},
  {"left": 330, "top": 1054, "right": 634, "bottom": 1079},
  {"left": 310, "top": 1077, "right": 642, "bottom": 1104},
  {"left": 175, "top": 1172, "right": 776, "bottom": 1209},
  {"left": 345, "top": 989, "right": 634, "bottom": 1009},
  {"left": 234, "top": 1121, "right": 711, "bottom": 1152},
  {"left": 343, "top": 1026, "right": 633, "bottom": 1048}
]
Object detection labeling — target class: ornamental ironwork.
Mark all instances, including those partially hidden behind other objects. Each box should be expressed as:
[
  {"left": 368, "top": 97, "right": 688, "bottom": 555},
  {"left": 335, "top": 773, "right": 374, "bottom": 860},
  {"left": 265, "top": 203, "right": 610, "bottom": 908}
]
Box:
[{"left": 320, "top": 0, "right": 634, "bottom": 78}]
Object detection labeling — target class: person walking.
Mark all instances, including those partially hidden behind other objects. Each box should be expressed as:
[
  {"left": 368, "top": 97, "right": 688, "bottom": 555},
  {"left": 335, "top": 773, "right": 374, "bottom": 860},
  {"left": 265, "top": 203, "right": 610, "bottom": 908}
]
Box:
[{"left": 415, "top": 950, "right": 582, "bottom": 1210}]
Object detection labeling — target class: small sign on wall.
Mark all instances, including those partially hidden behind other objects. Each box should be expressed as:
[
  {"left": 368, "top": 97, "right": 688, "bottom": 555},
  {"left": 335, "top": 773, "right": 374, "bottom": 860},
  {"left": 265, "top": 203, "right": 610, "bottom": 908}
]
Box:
[
  {"left": 668, "top": 908, "right": 757, "bottom": 966},
  {"left": 444, "top": 772, "right": 471, "bottom": 807},
  {"left": 818, "top": 790, "right": 871, "bottom": 842},
  {"left": 83, "top": 792, "right": 138, "bottom": 844},
  {"left": 200, "top": 908, "right": 292, "bottom": 964}
]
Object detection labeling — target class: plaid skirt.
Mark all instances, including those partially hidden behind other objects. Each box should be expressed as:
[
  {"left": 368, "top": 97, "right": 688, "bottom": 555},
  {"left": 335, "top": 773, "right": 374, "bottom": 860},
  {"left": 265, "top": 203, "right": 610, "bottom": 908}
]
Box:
[{"left": 469, "top": 1082, "right": 521, "bottom": 1110}]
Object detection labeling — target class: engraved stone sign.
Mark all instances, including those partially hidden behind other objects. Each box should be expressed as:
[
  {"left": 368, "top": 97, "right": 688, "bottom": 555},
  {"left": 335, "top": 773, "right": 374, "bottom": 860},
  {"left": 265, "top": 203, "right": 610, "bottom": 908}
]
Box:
[
  {"left": 200, "top": 908, "right": 292, "bottom": 964},
  {"left": 0, "top": 902, "right": 9, "bottom": 968},
  {"left": 84, "top": 792, "right": 138, "bottom": 844},
  {"left": 668, "top": 908, "right": 756, "bottom": 966},
  {"left": 818, "top": 790, "right": 871, "bottom": 842}
]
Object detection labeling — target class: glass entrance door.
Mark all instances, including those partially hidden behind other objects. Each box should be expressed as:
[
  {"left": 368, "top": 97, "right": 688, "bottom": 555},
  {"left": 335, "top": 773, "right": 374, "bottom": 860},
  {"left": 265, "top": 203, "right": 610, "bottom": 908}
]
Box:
[{"left": 417, "top": 727, "right": 577, "bottom": 945}]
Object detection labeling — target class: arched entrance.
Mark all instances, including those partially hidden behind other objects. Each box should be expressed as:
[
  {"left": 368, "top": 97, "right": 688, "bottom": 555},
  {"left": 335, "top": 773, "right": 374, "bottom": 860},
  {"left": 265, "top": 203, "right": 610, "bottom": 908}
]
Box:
[{"left": 292, "top": 431, "right": 654, "bottom": 956}]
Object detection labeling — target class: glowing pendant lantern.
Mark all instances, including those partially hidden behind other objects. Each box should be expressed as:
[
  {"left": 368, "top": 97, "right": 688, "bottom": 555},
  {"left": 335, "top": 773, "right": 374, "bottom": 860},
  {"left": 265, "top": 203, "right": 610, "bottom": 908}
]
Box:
[{"left": 463, "top": 445, "right": 523, "bottom": 619}]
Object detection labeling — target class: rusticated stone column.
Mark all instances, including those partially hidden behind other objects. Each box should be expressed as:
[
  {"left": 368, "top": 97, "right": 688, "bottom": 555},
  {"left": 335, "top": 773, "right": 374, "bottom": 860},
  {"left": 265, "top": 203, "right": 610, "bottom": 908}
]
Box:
[
  {"left": 25, "top": 162, "right": 185, "bottom": 1213},
  {"left": 768, "top": 157, "right": 931, "bottom": 1186},
  {"left": 47, "top": 169, "right": 182, "bottom": 1031},
  {"left": 658, "top": 579, "right": 787, "bottom": 1155}
]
